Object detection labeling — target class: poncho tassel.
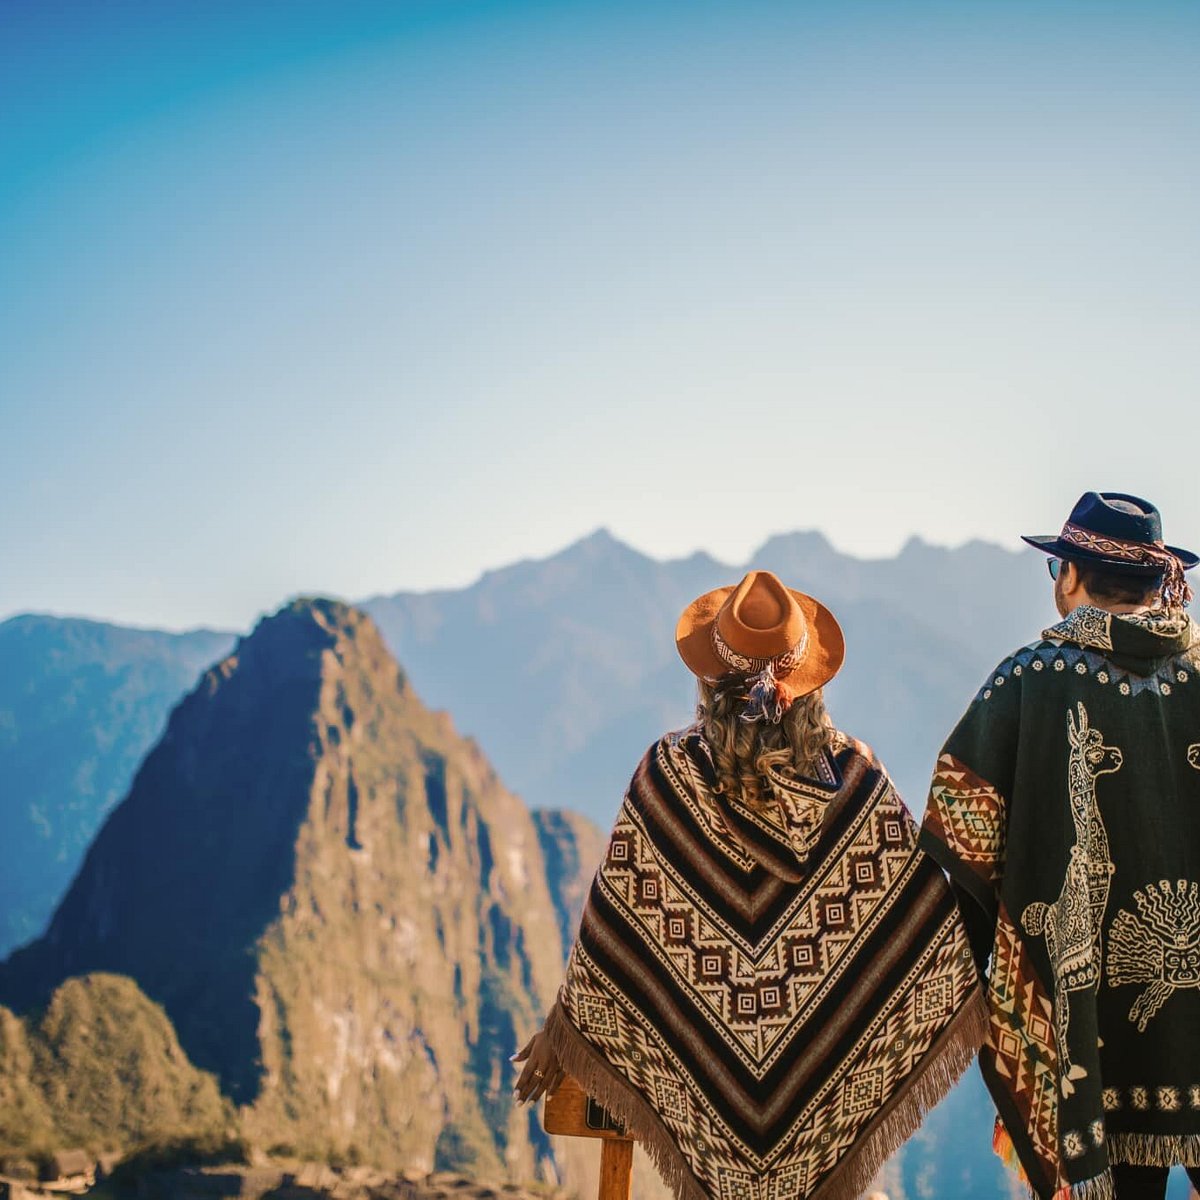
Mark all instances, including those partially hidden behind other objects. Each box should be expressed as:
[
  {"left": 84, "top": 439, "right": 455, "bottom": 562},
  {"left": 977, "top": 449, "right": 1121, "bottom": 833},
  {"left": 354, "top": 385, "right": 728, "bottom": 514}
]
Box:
[
  {"left": 1108, "top": 1131, "right": 1200, "bottom": 1167},
  {"left": 741, "top": 662, "right": 789, "bottom": 724},
  {"left": 993, "top": 1118, "right": 1028, "bottom": 1180},
  {"left": 1055, "top": 1173, "right": 1114, "bottom": 1200},
  {"left": 1160, "top": 558, "right": 1193, "bottom": 610},
  {"left": 994, "top": 1121, "right": 1114, "bottom": 1200}
]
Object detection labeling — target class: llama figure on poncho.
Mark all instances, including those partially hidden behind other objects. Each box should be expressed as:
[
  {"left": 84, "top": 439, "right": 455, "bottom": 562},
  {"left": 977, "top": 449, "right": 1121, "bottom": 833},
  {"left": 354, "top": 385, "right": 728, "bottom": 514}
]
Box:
[{"left": 1021, "top": 701, "right": 1122, "bottom": 1096}]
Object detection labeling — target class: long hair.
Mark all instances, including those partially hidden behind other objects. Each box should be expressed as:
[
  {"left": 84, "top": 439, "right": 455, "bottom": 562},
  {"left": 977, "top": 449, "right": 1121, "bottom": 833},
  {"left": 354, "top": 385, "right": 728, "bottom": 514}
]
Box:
[{"left": 696, "top": 676, "right": 836, "bottom": 809}]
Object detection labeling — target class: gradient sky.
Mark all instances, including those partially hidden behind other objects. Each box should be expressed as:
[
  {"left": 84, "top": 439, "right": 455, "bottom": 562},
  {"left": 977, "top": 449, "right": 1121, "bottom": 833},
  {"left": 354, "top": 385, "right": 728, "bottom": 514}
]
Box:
[{"left": 3, "top": 0, "right": 1199, "bottom": 631}]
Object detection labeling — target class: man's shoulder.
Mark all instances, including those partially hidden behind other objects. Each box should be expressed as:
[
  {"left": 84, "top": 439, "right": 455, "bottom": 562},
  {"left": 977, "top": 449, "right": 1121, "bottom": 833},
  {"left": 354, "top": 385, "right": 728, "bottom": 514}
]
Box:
[
  {"left": 969, "top": 636, "right": 1065, "bottom": 705},
  {"left": 972, "top": 622, "right": 1200, "bottom": 710}
]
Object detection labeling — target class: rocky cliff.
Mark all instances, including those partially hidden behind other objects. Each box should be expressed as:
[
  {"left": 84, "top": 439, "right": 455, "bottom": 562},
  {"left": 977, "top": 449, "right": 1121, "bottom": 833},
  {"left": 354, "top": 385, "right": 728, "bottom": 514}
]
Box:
[
  {"left": 0, "top": 600, "right": 569, "bottom": 1182},
  {"left": 530, "top": 812, "right": 606, "bottom": 961}
]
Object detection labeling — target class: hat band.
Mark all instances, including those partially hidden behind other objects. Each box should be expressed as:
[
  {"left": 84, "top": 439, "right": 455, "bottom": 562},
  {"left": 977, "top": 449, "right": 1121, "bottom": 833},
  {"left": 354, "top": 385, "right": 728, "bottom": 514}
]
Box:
[
  {"left": 1060, "top": 522, "right": 1192, "bottom": 607},
  {"left": 710, "top": 621, "right": 809, "bottom": 675}
]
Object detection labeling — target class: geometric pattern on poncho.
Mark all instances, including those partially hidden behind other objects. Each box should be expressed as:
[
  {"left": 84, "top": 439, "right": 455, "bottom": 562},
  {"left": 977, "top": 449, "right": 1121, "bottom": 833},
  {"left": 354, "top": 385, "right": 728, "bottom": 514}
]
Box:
[
  {"left": 927, "top": 755, "right": 1064, "bottom": 1192},
  {"left": 548, "top": 730, "right": 985, "bottom": 1200},
  {"left": 926, "top": 754, "right": 1006, "bottom": 888},
  {"left": 975, "top": 610, "right": 1198, "bottom": 705},
  {"left": 986, "top": 899, "right": 1062, "bottom": 1192}
]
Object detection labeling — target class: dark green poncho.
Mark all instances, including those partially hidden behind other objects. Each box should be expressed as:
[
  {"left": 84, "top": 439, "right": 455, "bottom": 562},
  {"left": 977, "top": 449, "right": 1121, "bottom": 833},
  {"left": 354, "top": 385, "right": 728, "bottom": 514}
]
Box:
[{"left": 919, "top": 605, "right": 1200, "bottom": 1200}]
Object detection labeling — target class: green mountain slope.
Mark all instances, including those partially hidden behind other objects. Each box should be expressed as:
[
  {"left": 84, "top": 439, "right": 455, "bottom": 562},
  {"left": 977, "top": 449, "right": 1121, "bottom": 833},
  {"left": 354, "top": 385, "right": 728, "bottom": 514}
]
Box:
[{"left": 0, "top": 972, "right": 230, "bottom": 1160}]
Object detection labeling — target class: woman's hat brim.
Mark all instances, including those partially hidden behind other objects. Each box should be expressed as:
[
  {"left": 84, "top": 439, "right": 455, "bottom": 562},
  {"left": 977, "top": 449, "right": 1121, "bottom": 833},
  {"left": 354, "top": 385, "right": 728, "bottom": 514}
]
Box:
[
  {"left": 1021, "top": 534, "right": 1200, "bottom": 574},
  {"left": 675, "top": 586, "right": 845, "bottom": 697}
]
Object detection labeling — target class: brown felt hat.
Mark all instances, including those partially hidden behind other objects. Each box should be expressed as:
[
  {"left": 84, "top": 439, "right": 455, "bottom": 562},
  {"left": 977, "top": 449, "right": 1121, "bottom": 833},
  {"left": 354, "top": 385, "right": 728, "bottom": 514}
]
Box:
[{"left": 675, "top": 570, "right": 845, "bottom": 703}]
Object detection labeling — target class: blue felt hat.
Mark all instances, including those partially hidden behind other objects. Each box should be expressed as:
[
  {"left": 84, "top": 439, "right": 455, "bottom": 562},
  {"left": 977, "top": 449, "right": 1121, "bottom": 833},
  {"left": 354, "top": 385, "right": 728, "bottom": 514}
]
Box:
[{"left": 1022, "top": 492, "right": 1198, "bottom": 576}]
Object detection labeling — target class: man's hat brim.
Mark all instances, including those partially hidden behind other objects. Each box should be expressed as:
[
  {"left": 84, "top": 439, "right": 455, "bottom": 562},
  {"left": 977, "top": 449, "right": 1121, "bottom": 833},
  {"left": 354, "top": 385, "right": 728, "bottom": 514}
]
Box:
[
  {"left": 1021, "top": 534, "right": 1200, "bottom": 575},
  {"left": 676, "top": 586, "right": 845, "bottom": 697}
]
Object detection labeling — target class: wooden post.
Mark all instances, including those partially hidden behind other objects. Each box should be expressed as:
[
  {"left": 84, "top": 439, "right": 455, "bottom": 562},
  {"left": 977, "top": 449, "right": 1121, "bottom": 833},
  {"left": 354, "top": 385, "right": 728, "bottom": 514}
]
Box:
[
  {"left": 598, "top": 1138, "right": 633, "bottom": 1200},
  {"left": 543, "top": 1075, "right": 634, "bottom": 1200}
]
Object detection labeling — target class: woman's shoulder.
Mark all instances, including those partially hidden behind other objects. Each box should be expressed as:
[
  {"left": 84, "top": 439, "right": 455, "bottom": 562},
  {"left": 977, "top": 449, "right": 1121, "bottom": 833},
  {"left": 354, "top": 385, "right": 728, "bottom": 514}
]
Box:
[
  {"left": 828, "top": 728, "right": 888, "bottom": 777},
  {"left": 650, "top": 722, "right": 721, "bottom": 794},
  {"left": 658, "top": 721, "right": 714, "bottom": 771}
]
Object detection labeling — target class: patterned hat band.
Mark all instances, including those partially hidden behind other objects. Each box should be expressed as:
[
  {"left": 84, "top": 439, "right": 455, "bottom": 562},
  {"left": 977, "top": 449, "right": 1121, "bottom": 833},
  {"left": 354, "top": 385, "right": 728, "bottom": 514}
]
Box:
[
  {"left": 710, "top": 621, "right": 810, "bottom": 677},
  {"left": 1059, "top": 522, "right": 1192, "bottom": 608}
]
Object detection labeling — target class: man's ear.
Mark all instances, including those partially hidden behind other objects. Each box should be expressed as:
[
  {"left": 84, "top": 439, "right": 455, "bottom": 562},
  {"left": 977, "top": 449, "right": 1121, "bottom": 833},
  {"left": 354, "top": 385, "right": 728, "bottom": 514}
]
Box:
[{"left": 1063, "top": 560, "right": 1091, "bottom": 605}]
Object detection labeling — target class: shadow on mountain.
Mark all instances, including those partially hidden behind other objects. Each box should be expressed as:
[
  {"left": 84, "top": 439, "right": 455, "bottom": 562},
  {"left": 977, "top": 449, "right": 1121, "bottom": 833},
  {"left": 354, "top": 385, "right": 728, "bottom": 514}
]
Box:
[{"left": 0, "top": 602, "right": 332, "bottom": 1103}]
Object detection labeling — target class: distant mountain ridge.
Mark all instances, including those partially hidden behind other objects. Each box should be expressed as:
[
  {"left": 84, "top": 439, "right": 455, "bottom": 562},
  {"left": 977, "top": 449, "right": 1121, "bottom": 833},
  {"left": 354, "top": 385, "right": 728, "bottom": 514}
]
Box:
[
  {"left": 358, "top": 526, "right": 1048, "bottom": 828},
  {"left": 0, "top": 616, "right": 237, "bottom": 956},
  {"left": 0, "top": 528, "right": 1050, "bottom": 959}
]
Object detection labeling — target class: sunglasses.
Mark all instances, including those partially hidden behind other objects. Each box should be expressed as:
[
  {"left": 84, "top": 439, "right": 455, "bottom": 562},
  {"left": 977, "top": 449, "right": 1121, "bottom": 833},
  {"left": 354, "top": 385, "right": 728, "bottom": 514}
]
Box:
[{"left": 1047, "top": 558, "right": 1063, "bottom": 580}]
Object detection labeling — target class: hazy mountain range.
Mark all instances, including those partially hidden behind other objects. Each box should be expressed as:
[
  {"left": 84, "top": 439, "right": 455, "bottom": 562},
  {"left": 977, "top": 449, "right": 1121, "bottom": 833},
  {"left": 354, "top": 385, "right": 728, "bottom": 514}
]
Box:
[
  {"left": 0, "top": 527, "right": 1051, "bottom": 959},
  {"left": 0, "top": 617, "right": 237, "bottom": 955},
  {"left": 0, "top": 528, "right": 1058, "bottom": 1199},
  {"left": 358, "top": 527, "right": 1046, "bottom": 827}
]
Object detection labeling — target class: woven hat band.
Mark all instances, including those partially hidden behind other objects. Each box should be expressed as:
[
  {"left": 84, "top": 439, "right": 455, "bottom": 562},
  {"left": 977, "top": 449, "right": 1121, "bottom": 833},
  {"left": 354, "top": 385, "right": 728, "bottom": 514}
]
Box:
[
  {"left": 1060, "top": 522, "right": 1192, "bottom": 607},
  {"left": 710, "top": 621, "right": 809, "bottom": 676}
]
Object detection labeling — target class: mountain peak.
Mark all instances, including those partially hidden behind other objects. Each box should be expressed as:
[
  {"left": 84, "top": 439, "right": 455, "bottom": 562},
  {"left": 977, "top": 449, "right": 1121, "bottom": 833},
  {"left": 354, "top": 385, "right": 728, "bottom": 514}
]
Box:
[
  {"left": 0, "top": 595, "right": 569, "bottom": 1177},
  {"left": 251, "top": 595, "right": 369, "bottom": 641},
  {"left": 557, "top": 526, "right": 644, "bottom": 563},
  {"left": 580, "top": 525, "right": 617, "bottom": 545},
  {"left": 749, "top": 529, "right": 838, "bottom": 562},
  {"left": 470, "top": 527, "right": 654, "bottom": 596},
  {"left": 229, "top": 595, "right": 407, "bottom": 696}
]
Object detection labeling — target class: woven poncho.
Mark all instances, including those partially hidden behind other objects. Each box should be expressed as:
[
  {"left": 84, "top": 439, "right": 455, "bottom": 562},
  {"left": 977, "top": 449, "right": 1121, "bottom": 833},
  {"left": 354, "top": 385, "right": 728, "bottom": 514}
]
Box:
[
  {"left": 919, "top": 605, "right": 1200, "bottom": 1200},
  {"left": 542, "top": 725, "right": 986, "bottom": 1200}
]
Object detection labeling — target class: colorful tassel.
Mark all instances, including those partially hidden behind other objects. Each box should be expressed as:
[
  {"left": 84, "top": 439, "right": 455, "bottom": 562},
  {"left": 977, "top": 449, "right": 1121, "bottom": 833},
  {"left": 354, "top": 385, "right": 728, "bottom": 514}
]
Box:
[
  {"left": 993, "top": 1117, "right": 1030, "bottom": 1184},
  {"left": 1161, "top": 557, "right": 1193, "bottom": 609},
  {"left": 741, "top": 662, "right": 789, "bottom": 724}
]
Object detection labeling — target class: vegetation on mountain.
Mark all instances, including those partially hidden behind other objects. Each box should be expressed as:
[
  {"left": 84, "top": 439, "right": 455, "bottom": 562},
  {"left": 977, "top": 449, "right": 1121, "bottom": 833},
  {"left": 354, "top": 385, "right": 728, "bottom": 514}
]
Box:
[{"left": 0, "top": 973, "right": 231, "bottom": 1163}]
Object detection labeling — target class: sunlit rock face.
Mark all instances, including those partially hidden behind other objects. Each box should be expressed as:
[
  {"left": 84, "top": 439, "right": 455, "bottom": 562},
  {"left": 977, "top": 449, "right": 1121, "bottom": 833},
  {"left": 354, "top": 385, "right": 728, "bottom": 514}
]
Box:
[{"left": 0, "top": 599, "right": 568, "bottom": 1180}]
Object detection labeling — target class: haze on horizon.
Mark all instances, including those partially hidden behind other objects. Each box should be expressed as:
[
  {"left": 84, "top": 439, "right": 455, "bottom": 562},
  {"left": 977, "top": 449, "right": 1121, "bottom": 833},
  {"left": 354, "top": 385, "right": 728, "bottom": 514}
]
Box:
[{"left": 3, "top": 0, "right": 1198, "bottom": 632}]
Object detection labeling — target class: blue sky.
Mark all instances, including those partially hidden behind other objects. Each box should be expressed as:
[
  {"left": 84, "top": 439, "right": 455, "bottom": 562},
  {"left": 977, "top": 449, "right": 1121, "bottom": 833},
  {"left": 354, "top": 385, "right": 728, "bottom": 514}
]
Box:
[{"left": 3, "top": 0, "right": 1199, "bottom": 630}]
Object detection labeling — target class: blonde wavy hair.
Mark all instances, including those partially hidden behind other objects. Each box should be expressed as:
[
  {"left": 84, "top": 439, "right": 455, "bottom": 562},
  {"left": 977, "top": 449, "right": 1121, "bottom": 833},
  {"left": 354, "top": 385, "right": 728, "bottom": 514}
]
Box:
[{"left": 696, "top": 677, "right": 837, "bottom": 809}]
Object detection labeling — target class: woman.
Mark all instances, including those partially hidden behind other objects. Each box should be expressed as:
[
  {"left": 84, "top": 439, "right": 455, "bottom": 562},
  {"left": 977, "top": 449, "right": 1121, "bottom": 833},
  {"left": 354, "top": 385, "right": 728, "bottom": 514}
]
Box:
[{"left": 515, "top": 570, "right": 985, "bottom": 1200}]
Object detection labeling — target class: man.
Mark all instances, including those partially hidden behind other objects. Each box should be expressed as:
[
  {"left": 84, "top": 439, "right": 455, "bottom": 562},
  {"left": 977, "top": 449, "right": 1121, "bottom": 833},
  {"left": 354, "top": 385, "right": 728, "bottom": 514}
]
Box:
[{"left": 920, "top": 492, "right": 1200, "bottom": 1200}]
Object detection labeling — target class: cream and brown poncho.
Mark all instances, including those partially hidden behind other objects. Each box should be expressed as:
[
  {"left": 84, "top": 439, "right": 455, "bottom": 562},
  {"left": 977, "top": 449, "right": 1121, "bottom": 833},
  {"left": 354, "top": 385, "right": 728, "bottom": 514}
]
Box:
[{"left": 542, "top": 725, "right": 986, "bottom": 1200}]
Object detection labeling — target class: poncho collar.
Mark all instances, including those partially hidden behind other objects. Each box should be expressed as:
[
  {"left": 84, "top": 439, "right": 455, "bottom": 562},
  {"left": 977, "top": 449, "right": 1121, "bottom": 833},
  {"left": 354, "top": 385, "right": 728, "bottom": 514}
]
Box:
[
  {"left": 683, "top": 728, "right": 849, "bottom": 883},
  {"left": 1043, "top": 605, "right": 1196, "bottom": 667}
]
